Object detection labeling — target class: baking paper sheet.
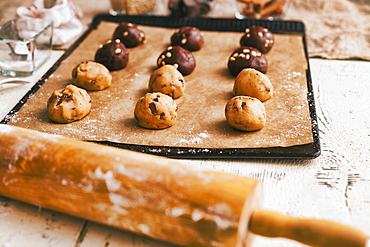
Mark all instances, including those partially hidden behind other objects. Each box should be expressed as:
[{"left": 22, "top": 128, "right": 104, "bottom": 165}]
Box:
[{"left": 9, "top": 21, "right": 313, "bottom": 149}]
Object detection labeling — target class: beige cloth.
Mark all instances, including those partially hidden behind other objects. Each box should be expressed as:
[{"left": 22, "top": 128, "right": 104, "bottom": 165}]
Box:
[
  {"left": 214, "top": 0, "right": 370, "bottom": 60},
  {"left": 286, "top": 0, "right": 370, "bottom": 60},
  {"left": 16, "top": 0, "right": 83, "bottom": 45}
]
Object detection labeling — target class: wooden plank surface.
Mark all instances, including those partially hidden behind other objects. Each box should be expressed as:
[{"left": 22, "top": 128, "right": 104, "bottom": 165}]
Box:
[
  {"left": 0, "top": 197, "right": 85, "bottom": 246},
  {"left": 1, "top": 58, "right": 369, "bottom": 246}
]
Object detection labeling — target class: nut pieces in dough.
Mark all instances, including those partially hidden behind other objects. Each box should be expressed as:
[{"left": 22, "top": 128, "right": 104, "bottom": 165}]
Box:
[
  {"left": 134, "top": 92, "right": 178, "bottom": 129},
  {"left": 47, "top": 85, "right": 92, "bottom": 123},
  {"left": 157, "top": 46, "right": 196, "bottom": 76},
  {"left": 72, "top": 61, "right": 112, "bottom": 91},
  {"left": 149, "top": 65, "right": 185, "bottom": 99},
  {"left": 95, "top": 39, "right": 129, "bottom": 71},
  {"left": 240, "top": 26, "right": 274, "bottom": 54},
  {"left": 170, "top": 26, "right": 204, "bottom": 51},
  {"left": 233, "top": 68, "right": 273, "bottom": 101},
  {"left": 225, "top": 96, "right": 266, "bottom": 131},
  {"left": 228, "top": 47, "right": 268, "bottom": 76},
  {"left": 112, "top": 22, "right": 146, "bottom": 48}
]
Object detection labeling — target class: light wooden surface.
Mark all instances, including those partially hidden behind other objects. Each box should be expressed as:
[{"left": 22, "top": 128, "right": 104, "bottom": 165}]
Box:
[{"left": 1, "top": 0, "right": 370, "bottom": 246}]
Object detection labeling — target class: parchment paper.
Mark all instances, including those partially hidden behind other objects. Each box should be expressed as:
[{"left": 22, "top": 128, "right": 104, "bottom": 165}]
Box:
[{"left": 9, "top": 21, "right": 313, "bottom": 149}]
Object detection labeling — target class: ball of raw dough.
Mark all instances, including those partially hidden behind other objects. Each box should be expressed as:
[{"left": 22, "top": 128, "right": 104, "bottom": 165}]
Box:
[
  {"left": 149, "top": 65, "right": 185, "bottom": 99},
  {"left": 170, "top": 26, "right": 204, "bottom": 51},
  {"left": 225, "top": 96, "right": 266, "bottom": 131},
  {"left": 228, "top": 47, "right": 268, "bottom": 76},
  {"left": 47, "top": 85, "right": 91, "bottom": 123},
  {"left": 157, "top": 46, "right": 196, "bottom": 76},
  {"left": 95, "top": 39, "right": 129, "bottom": 71},
  {"left": 72, "top": 61, "right": 112, "bottom": 91},
  {"left": 240, "top": 26, "right": 274, "bottom": 54},
  {"left": 134, "top": 92, "right": 178, "bottom": 129},
  {"left": 112, "top": 22, "right": 146, "bottom": 48},
  {"left": 233, "top": 68, "right": 273, "bottom": 101}
]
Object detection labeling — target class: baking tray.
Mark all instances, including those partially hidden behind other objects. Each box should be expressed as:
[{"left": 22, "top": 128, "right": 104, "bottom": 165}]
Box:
[{"left": 1, "top": 14, "right": 320, "bottom": 159}]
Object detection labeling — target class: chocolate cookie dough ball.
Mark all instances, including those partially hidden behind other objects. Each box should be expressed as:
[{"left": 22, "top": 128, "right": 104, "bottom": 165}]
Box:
[
  {"left": 112, "top": 22, "right": 146, "bottom": 48},
  {"left": 47, "top": 85, "right": 91, "bottom": 124},
  {"left": 171, "top": 26, "right": 204, "bottom": 51},
  {"left": 149, "top": 65, "right": 185, "bottom": 99},
  {"left": 134, "top": 92, "right": 178, "bottom": 129},
  {"left": 157, "top": 46, "right": 196, "bottom": 76},
  {"left": 225, "top": 96, "right": 266, "bottom": 131},
  {"left": 240, "top": 26, "right": 274, "bottom": 54},
  {"left": 233, "top": 68, "right": 273, "bottom": 101},
  {"left": 228, "top": 47, "right": 267, "bottom": 76},
  {"left": 95, "top": 39, "right": 129, "bottom": 71},
  {"left": 72, "top": 61, "right": 112, "bottom": 91}
]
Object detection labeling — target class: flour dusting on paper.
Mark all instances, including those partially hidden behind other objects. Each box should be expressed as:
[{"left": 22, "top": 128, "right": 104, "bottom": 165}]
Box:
[{"left": 9, "top": 22, "right": 313, "bottom": 149}]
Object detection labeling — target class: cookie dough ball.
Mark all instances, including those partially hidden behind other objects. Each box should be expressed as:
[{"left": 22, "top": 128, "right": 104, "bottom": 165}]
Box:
[
  {"left": 72, "top": 61, "right": 112, "bottom": 91},
  {"left": 228, "top": 47, "right": 268, "bottom": 76},
  {"left": 233, "top": 68, "right": 273, "bottom": 101},
  {"left": 240, "top": 26, "right": 274, "bottom": 54},
  {"left": 47, "top": 85, "right": 91, "bottom": 124},
  {"left": 95, "top": 39, "right": 129, "bottom": 71},
  {"left": 157, "top": 46, "right": 196, "bottom": 76},
  {"left": 112, "top": 22, "right": 146, "bottom": 48},
  {"left": 134, "top": 92, "right": 178, "bottom": 129},
  {"left": 149, "top": 65, "right": 185, "bottom": 99},
  {"left": 170, "top": 26, "right": 204, "bottom": 51},
  {"left": 225, "top": 96, "right": 266, "bottom": 131}
]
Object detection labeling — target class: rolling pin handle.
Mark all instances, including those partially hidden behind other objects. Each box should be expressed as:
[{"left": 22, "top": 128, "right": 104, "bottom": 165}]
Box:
[{"left": 249, "top": 209, "right": 368, "bottom": 247}]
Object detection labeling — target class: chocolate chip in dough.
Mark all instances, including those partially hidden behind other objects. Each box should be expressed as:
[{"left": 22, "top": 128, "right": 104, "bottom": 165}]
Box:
[
  {"left": 47, "top": 85, "right": 91, "bottom": 124},
  {"left": 134, "top": 92, "right": 178, "bottom": 129},
  {"left": 225, "top": 96, "right": 266, "bottom": 131},
  {"left": 233, "top": 68, "right": 273, "bottom": 101},
  {"left": 149, "top": 65, "right": 185, "bottom": 99},
  {"left": 72, "top": 61, "right": 112, "bottom": 91}
]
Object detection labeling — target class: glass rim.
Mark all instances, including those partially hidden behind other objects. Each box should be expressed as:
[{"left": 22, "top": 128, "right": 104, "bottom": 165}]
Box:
[{"left": 0, "top": 18, "right": 54, "bottom": 43}]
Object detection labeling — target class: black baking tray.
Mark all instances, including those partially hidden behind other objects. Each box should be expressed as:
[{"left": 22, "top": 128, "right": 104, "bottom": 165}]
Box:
[{"left": 1, "top": 14, "right": 320, "bottom": 159}]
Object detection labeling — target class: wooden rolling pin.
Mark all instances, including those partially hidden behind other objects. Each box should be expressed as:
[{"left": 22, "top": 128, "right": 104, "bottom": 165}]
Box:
[{"left": 0, "top": 124, "right": 368, "bottom": 247}]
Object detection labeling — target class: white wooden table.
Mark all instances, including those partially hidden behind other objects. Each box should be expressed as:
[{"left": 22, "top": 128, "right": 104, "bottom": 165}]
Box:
[{"left": 1, "top": 0, "right": 370, "bottom": 246}]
